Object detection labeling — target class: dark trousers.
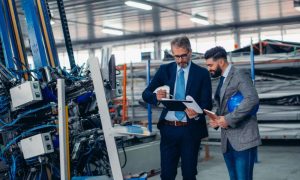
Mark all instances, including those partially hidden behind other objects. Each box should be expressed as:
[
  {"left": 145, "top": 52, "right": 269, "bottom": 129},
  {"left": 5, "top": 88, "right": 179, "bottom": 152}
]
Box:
[
  {"left": 160, "top": 125, "right": 201, "bottom": 180},
  {"left": 223, "top": 141, "right": 257, "bottom": 180}
]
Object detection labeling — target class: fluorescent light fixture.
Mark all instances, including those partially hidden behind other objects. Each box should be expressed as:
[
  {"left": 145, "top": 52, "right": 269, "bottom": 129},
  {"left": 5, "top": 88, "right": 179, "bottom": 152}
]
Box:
[
  {"left": 102, "top": 28, "right": 124, "bottom": 35},
  {"left": 190, "top": 14, "right": 209, "bottom": 25},
  {"left": 125, "top": 1, "right": 152, "bottom": 10},
  {"left": 295, "top": 0, "right": 300, "bottom": 11}
]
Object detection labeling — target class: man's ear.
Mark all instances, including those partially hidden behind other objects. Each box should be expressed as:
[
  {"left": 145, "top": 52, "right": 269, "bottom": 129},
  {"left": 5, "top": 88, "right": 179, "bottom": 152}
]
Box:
[{"left": 219, "top": 58, "right": 225, "bottom": 66}]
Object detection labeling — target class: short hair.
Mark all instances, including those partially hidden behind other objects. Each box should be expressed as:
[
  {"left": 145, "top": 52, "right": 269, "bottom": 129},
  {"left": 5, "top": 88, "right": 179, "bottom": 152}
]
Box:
[
  {"left": 171, "top": 36, "right": 192, "bottom": 52},
  {"left": 204, "top": 46, "right": 227, "bottom": 62}
]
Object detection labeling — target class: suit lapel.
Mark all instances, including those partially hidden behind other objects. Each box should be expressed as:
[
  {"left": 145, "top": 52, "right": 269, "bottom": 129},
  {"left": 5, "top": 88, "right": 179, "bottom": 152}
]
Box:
[
  {"left": 220, "top": 66, "right": 235, "bottom": 107},
  {"left": 185, "top": 62, "right": 194, "bottom": 95},
  {"left": 169, "top": 62, "right": 177, "bottom": 96}
]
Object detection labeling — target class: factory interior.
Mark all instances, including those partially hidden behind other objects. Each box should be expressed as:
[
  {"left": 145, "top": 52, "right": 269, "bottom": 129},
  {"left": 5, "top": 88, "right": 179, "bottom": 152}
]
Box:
[{"left": 0, "top": 0, "right": 299, "bottom": 179}]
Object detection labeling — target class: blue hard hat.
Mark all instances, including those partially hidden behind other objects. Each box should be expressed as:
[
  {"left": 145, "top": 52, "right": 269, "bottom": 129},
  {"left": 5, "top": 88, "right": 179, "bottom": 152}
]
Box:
[{"left": 227, "top": 91, "right": 259, "bottom": 115}]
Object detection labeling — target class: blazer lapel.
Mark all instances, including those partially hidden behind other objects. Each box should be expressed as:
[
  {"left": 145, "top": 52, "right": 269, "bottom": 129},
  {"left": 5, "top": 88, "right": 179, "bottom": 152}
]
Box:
[
  {"left": 220, "top": 66, "right": 235, "bottom": 107},
  {"left": 169, "top": 62, "right": 177, "bottom": 96},
  {"left": 185, "top": 62, "right": 194, "bottom": 95}
]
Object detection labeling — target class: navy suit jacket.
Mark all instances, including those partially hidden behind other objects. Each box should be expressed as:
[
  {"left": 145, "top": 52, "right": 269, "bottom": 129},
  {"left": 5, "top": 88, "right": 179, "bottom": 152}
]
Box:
[{"left": 142, "top": 61, "right": 212, "bottom": 139}]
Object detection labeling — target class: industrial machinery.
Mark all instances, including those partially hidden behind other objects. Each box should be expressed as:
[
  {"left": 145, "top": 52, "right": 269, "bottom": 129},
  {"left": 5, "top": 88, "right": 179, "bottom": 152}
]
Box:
[{"left": 0, "top": 0, "right": 152, "bottom": 179}]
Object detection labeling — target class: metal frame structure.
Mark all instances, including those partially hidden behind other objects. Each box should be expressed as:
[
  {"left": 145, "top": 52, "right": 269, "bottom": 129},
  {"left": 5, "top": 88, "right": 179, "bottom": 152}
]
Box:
[
  {"left": 0, "top": 0, "right": 31, "bottom": 80},
  {"left": 89, "top": 57, "right": 123, "bottom": 179},
  {"left": 56, "top": 0, "right": 76, "bottom": 70},
  {"left": 57, "top": 79, "right": 71, "bottom": 180},
  {"left": 0, "top": 0, "right": 19, "bottom": 69},
  {"left": 21, "top": 0, "right": 59, "bottom": 69}
]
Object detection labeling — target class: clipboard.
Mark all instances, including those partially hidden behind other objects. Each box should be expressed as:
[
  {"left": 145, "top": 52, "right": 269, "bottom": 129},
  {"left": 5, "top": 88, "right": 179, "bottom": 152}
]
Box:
[
  {"left": 203, "top": 109, "right": 218, "bottom": 119},
  {"left": 160, "top": 99, "right": 192, "bottom": 111}
]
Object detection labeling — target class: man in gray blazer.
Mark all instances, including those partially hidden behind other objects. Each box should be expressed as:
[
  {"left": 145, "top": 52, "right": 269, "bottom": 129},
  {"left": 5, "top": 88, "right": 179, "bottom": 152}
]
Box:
[{"left": 204, "top": 46, "right": 261, "bottom": 180}]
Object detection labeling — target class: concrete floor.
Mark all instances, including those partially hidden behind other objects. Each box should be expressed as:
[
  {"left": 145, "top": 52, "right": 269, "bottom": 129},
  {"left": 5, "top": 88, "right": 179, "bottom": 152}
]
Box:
[{"left": 148, "top": 145, "right": 300, "bottom": 180}]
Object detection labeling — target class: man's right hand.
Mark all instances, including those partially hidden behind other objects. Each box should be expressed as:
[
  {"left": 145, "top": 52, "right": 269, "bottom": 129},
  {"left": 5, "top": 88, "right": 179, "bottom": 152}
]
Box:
[
  {"left": 209, "top": 119, "right": 219, "bottom": 128},
  {"left": 156, "top": 89, "right": 167, "bottom": 100}
]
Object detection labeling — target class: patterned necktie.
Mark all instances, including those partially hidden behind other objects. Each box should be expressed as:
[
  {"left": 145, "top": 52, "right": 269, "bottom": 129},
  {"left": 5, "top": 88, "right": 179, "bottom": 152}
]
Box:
[
  {"left": 215, "top": 76, "right": 225, "bottom": 103},
  {"left": 175, "top": 69, "right": 185, "bottom": 120}
]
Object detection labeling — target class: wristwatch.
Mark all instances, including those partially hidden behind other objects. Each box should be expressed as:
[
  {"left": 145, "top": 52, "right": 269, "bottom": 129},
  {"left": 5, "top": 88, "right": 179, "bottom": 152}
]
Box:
[{"left": 194, "top": 116, "right": 200, "bottom": 120}]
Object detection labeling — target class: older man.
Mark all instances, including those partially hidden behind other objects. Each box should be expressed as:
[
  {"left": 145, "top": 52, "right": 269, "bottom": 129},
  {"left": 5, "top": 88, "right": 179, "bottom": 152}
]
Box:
[{"left": 142, "top": 36, "right": 212, "bottom": 180}]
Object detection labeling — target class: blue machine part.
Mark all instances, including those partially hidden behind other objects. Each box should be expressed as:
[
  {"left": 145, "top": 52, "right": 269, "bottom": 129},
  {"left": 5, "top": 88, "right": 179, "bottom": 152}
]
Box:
[
  {"left": 227, "top": 91, "right": 259, "bottom": 115},
  {"left": 250, "top": 39, "right": 255, "bottom": 85},
  {"left": 75, "top": 92, "right": 94, "bottom": 104},
  {"left": 72, "top": 176, "right": 111, "bottom": 180},
  {"left": 41, "top": 87, "right": 57, "bottom": 102},
  {"left": 0, "top": 1, "right": 16, "bottom": 69},
  {"left": 52, "top": 134, "right": 59, "bottom": 149},
  {"left": 39, "top": 0, "right": 60, "bottom": 67},
  {"left": 146, "top": 59, "right": 152, "bottom": 132},
  {"left": 21, "top": 0, "right": 50, "bottom": 69},
  {"left": 126, "top": 125, "right": 144, "bottom": 134}
]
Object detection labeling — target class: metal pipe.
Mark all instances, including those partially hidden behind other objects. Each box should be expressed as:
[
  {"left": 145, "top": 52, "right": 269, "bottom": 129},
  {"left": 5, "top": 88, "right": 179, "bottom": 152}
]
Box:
[
  {"left": 130, "top": 61, "right": 135, "bottom": 120},
  {"left": 146, "top": 59, "right": 152, "bottom": 132},
  {"left": 122, "top": 64, "right": 127, "bottom": 122},
  {"left": 57, "top": 79, "right": 70, "bottom": 180},
  {"left": 250, "top": 38, "right": 255, "bottom": 85},
  {"left": 89, "top": 57, "right": 123, "bottom": 180}
]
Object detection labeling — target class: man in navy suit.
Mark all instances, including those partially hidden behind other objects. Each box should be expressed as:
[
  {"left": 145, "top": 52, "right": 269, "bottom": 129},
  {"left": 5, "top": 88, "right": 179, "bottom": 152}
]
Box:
[{"left": 142, "top": 36, "right": 212, "bottom": 180}]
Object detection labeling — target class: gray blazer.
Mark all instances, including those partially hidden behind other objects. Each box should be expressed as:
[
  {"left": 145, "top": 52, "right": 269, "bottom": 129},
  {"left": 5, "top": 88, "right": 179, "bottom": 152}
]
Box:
[{"left": 216, "top": 66, "right": 261, "bottom": 153}]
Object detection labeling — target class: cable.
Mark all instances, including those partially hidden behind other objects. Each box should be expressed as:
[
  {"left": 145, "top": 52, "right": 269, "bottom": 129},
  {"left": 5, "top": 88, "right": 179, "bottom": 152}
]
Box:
[
  {"left": 39, "top": 163, "right": 42, "bottom": 180},
  {"left": 11, "top": 57, "right": 38, "bottom": 81},
  {"left": 26, "top": 170, "right": 32, "bottom": 180},
  {"left": 11, "top": 155, "right": 16, "bottom": 180},
  {"left": 48, "top": 163, "right": 60, "bottom": 178},
  {"left": 0, "top": 104, "right": 53, "bottom": 129},
  {"left": 120, "top": 138, "right": 127, "bottom": 168}
]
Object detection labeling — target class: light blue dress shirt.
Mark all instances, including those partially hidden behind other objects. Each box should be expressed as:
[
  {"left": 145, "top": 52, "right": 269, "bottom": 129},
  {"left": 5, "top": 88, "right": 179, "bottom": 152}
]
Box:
[{"left": 165, "top": 62, "right": 191, "bottom": 122}]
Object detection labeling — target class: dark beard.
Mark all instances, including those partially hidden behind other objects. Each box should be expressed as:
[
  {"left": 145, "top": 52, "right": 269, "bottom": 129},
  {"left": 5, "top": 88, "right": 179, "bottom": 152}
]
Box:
[{"left": 211, "top": 66, "right": 222, "bottom": 78}]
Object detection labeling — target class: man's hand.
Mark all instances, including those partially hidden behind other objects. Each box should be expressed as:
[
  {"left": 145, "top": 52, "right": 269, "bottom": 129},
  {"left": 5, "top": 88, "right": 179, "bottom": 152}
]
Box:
[
  {"left": 209, "top": 119, "right": 219, "bottom": 128},
  {"left": 217, "top": 116, "right": 229, "bottom": 128},
  {"left": 185, "top": 108, "right": 199, "bottom": 119},
  {"left": 156, "top": 89, "right": 167, "bottom": 100}
]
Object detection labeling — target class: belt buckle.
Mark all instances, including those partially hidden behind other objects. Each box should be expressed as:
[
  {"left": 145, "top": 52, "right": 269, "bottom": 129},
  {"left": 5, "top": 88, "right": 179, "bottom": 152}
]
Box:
[{"left": 174, "top": 121, "right": 177, "bottom": 126}]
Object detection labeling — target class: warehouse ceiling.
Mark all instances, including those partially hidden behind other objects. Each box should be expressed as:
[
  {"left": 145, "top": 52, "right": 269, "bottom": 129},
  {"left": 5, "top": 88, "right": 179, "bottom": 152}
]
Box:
[{"left": 17, "top": 0, "right": 300, "bottom": 48}]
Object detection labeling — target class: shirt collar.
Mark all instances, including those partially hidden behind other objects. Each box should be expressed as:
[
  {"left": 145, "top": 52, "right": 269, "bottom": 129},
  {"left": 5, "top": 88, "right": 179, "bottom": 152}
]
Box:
[
  {"left": 222, "top": 64, "right": 232, "bottom": 78},
  {"left": 176, "top": 61, "right": 191, "bottom": 73}
]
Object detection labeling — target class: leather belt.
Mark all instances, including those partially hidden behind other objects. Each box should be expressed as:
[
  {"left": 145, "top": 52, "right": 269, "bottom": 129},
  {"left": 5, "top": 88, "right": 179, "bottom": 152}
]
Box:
[{"left": 163, "top": 120, "right": 188, "bottom": 127}]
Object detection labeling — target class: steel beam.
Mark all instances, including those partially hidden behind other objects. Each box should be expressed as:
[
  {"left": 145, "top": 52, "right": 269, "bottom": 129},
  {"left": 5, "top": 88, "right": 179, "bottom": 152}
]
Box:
[
  {"left": 55, "top": 15, "right": 300, "bottom": 48},
  {"left": 21, "top": 0, "right": 50, "bottom": 68},
  {"left": 0, "top": 0, "right": 16, "bottom": 69},
  {"left": 89, "top": 57, "right": 123, "bottom": 180},
  {"left": 57, "top": 79, "right": 70, "bottom": 180}
]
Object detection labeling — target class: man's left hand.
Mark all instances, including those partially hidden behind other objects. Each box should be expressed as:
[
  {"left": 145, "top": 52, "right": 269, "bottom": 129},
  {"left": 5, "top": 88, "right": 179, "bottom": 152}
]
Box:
[
  {"left": 185, "top": 108, "right": 199, "bottom": 119},
  {"left": 217, "top": 116, "right": 229, "bottom": 128}
]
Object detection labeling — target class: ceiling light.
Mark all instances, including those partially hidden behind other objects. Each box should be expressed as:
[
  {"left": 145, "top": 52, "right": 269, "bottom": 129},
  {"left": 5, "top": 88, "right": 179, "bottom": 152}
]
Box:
[
  {"left": 190, "top": 14, "right": 209, "bottom": 25},
  {"left": 125, "top": 1, "right": 152, "bottom": 10},
  {"left": 294, "top": 0, "right": 300, "bottom": 11},
  {"left": 102, "top": 28, "right": 124, "bottom": 35}
]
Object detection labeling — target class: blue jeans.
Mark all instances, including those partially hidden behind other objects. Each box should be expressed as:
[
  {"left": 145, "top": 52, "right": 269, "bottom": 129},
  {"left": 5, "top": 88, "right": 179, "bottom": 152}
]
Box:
[{"left": 223, "top": 141, "right": 257, "bottom": 180}]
